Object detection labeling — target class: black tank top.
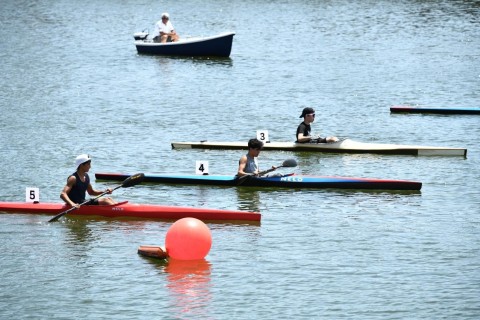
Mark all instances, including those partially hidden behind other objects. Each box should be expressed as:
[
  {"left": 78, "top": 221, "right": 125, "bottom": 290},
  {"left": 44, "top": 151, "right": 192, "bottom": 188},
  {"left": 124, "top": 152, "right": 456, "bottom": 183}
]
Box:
[
  {"left": 67, "top": 172, "right": 90, "bottom": 203},
  {"left": 296, "top": 122, "right": 311, "bottom": 142}
]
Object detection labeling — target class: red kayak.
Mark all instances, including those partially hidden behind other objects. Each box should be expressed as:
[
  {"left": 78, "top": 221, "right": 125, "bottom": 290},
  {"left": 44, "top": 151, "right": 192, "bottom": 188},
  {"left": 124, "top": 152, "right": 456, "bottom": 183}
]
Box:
[{"left": 0, "top": 201, "right": 261, "bottom": 223}]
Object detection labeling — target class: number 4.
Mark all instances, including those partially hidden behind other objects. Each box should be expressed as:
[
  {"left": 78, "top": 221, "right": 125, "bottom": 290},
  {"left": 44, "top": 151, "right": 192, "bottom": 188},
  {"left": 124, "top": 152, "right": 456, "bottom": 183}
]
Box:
[{"left": 195, "top": 161, "right": 209, "bottom": 175}]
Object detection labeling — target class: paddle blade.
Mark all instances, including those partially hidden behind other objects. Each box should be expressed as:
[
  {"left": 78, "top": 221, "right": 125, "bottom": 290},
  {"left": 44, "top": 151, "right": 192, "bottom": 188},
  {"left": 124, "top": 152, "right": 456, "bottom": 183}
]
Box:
[
  {"left": 281, "top": 159, "right": 297, "bottom": 168},
  {"left": 121, "top": 173, "right": 145, "bottom": 188}
]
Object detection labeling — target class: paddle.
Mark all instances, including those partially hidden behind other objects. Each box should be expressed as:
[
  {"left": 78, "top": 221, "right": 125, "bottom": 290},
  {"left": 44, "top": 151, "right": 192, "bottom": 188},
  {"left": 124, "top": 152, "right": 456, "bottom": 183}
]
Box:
[
  {"left": 48, "top": 173, "right": 145, "bottom": 222},
  {"left": 258, "top": 158, "right": 297, "bottom": 176},
  {"left": 236, "top": 159, "right": 297, "bottom": 185}
]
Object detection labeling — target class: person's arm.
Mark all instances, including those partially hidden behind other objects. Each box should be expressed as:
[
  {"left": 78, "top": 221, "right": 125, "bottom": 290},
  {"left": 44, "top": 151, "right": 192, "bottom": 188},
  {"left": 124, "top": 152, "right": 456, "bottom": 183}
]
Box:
[
  {"left": 60, "top": 176, "right": 79, "bottom": 207},
  {"left": 297, "top": 132, "right": 312, "bottom": 143},
  {"left": 169, "top": 22, "right": 177, "bottom": 36},
  {"left": 296, "top": 123, "right": 313, "bottom": 142},
  {"left": 87, "top": 183, "right": 111, "bottom": 196},
  {"left": 237, "top": 155, "right": 249, "bottom": 177},
  {"left": 160, "top": 22, "right": 175, "bottom": 36},
  {"left": 152, "top": 22, "right": 160, "bottom": 37},
  {"left": 318, "top": 136, "right": 339, "bottom": 143}
]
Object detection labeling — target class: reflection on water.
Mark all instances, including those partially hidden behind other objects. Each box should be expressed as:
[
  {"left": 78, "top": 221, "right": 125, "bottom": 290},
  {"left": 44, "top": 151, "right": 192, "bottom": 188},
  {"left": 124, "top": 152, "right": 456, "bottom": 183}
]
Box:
[
  {"left": 0, "top": 0, "right": 479, "bottom": 318},
  {"left": 62, "top": 219, "right": 94, "bottom": 241},
  {"left": 149, "top": 55, "right": 234, "bottom": 69},
  {"left": 145, "top": 258, "right": 213, "bottom": 319},
  {"left": 236, "top": 188, "right": 261, "bottom": 212}
]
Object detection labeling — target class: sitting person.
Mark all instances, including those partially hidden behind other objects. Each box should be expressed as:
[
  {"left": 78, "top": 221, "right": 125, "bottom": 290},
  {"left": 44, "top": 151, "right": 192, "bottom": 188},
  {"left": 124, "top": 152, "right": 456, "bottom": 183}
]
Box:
[
  {"left": 60, "top": 154, "right": 115, "bottom": 208},
  {"left": 152, "top": 12, "right": 179, "bottom": 43},
  {"left": 237, "top": 138, "right": 263, "bottom": 177},
  {"left": 296, "top": 107, "right": 338, "bottom": 143}
]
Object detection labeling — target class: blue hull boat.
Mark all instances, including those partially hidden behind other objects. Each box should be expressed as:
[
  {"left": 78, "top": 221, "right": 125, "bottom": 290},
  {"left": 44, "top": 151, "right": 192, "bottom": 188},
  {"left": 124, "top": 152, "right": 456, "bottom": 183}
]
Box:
[
  {"left": 96, "top": 173, "right": 422, "bottom": 191},
  {"left": 134, "top": 32, "right": 235, "bottom": 57}
]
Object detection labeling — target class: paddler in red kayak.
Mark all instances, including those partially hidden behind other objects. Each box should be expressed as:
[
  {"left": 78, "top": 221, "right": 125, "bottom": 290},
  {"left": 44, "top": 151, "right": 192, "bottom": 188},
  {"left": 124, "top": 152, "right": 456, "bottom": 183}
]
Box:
[{"left": 60, "top": 154, "right": 115, "bottom": 208}]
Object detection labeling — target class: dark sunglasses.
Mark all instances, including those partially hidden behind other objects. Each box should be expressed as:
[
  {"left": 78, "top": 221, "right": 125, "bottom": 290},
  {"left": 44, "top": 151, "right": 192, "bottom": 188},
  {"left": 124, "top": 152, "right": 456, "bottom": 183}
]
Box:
[{"left": 307, "top": 113, "right": 316, "bottom": 117}]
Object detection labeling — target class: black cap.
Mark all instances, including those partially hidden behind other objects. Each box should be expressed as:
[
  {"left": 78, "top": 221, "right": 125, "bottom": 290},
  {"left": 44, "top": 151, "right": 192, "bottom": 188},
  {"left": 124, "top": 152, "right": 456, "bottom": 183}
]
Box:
[{"left": 299, "top": 107, "right": 315, "bottom": 118}]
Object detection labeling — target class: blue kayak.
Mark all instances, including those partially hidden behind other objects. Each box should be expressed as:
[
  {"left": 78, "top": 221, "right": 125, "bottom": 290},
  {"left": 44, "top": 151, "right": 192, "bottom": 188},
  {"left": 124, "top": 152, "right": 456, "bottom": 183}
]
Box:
[
  {"left": 95, "top": 173, "right": 422, "bottom": 191},
  {"left": 390, "top": 105, "right": 480, "bottom": 115}
]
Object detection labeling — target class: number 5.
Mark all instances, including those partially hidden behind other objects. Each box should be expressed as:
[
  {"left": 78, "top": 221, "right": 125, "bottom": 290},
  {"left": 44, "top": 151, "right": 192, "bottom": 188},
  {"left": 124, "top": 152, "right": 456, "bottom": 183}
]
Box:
[{"left": 26, "top": 188, "right": 40, "bottom": 203}]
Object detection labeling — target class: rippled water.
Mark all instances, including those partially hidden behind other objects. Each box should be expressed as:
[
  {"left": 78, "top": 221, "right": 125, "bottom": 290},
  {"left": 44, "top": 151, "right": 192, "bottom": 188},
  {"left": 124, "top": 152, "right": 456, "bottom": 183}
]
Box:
[{"left": 1, "top": 0, "right": 479, "bottom": 319}]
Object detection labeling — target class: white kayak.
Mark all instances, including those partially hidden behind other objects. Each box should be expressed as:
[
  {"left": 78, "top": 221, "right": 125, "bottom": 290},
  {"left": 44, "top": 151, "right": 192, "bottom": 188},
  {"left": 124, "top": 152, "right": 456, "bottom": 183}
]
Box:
[{"left": 171, "top": 139, "right": 467, "bottom": 157}]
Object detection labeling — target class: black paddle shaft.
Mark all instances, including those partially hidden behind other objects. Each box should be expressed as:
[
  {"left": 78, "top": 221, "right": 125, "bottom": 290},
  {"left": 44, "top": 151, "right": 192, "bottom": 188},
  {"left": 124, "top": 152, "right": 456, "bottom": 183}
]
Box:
[{"left": 236, "top": 159, "right": 297, "bottom": 185}]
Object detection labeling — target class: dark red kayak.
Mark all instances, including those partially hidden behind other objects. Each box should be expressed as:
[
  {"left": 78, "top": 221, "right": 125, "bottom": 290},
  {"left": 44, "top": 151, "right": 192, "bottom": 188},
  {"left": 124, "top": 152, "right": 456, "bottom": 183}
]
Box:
[{"left": 390, "top": 105, "right": 480, "bottom": 115}]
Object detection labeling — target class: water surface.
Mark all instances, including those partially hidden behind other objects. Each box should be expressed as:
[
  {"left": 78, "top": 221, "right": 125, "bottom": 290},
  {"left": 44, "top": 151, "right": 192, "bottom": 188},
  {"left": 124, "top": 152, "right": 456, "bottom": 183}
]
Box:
[{"left": 0, "top": 0, "right": 479, "bottom": 319}]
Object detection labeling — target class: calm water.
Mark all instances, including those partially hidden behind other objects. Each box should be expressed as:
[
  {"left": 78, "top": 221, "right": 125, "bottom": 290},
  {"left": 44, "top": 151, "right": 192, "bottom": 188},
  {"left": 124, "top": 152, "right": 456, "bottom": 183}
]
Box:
[{"left": 1, "top": 0, "right": 479, "bottom": 319}]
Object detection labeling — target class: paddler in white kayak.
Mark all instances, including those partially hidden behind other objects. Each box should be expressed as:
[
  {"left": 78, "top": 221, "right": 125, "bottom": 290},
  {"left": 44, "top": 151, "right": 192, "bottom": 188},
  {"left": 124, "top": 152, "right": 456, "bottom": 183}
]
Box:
[
  {"left": 60, "top": 154, "right": 115, "bottom": 208},
  {"left": 296, "top": 107, "right": 338, "bottom": 143}
]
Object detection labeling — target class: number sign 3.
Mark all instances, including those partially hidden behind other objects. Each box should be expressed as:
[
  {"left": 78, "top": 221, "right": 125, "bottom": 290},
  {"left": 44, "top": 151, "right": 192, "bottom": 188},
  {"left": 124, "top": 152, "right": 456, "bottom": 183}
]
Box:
[{"left": 256, "top": 130, "right": 269, "bottom": 143}]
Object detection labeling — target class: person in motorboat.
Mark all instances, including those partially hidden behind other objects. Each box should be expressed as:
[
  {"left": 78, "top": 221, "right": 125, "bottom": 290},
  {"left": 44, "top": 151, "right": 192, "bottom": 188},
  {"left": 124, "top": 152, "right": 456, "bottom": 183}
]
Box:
[
  {"left": 296, "top": 107, "right": 338, "bottom": 143},
  {"left": 237, "top": 139, "right": 277, "bottom": 178},
  {"left": 152, "top": 12, "right": 179, "bottom": 43},
  {"left": 60, "top": 154, "right": 115, "bottom": 208}
]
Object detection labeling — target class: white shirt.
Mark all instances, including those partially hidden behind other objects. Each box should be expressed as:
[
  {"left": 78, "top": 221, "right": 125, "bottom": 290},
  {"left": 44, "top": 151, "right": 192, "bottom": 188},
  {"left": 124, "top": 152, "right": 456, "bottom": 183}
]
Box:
[{"left": 152, "top": 20, "right": 175, "bottom": 38}]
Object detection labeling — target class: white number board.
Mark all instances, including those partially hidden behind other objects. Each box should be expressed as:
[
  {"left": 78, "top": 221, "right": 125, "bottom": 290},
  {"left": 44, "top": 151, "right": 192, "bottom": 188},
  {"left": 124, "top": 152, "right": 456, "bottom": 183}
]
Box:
[
  {"left": 196, "top": 161, "right": 209, "bottom": 175},
  {"left": 26, "top": 187, "right": 40, "bottom": 203},
  {"left": 256, "top": 130, "right": 269, "bottom": 143}
]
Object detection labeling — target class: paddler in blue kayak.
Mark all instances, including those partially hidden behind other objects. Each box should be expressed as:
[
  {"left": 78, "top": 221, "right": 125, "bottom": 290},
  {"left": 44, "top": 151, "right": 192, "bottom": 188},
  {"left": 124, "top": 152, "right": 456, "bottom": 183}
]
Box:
[
  {"left": 60, "top": 154, "right": 115, "bottom": 208},
  {"left": 237, "top": 138, "right": 278, "bottom": 177},
  {"left": 296, "top": 107, "right": 338, "bottom": 143},
  {"left": 237, "top": 138, "right": 263, "bottom": 177}
]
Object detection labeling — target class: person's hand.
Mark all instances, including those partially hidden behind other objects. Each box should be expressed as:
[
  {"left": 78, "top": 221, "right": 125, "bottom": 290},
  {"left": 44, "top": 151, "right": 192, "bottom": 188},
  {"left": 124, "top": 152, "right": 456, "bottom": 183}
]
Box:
[
  {"left": 105, "top": 188, "right": 113, "bottom": 194},
  {"left": 326, "top": 136, "right": 339, "bottom": 143}
]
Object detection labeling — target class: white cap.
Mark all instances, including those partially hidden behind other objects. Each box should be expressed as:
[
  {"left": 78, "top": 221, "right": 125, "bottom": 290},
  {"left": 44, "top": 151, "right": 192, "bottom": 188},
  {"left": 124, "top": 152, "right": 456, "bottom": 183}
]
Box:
[
  {"left": 75, "top": 154, "right": 91, "bottom": 168},
  {"left": 161, "top": 12, "right": 169, "bottom": 19}
]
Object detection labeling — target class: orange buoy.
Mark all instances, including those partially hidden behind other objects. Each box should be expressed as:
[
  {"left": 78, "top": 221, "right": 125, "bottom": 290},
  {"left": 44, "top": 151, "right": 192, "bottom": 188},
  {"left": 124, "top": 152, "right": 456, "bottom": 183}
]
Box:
[{"left": 165, "top": 217, "right": 212, "bottom": 260}]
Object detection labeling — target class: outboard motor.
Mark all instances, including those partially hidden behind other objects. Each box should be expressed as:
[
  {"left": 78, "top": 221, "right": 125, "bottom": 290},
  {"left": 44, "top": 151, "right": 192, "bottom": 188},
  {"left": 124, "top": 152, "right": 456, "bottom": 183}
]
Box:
[{"left": 133, "top": 31, "right": 149, "bottom": 41}]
